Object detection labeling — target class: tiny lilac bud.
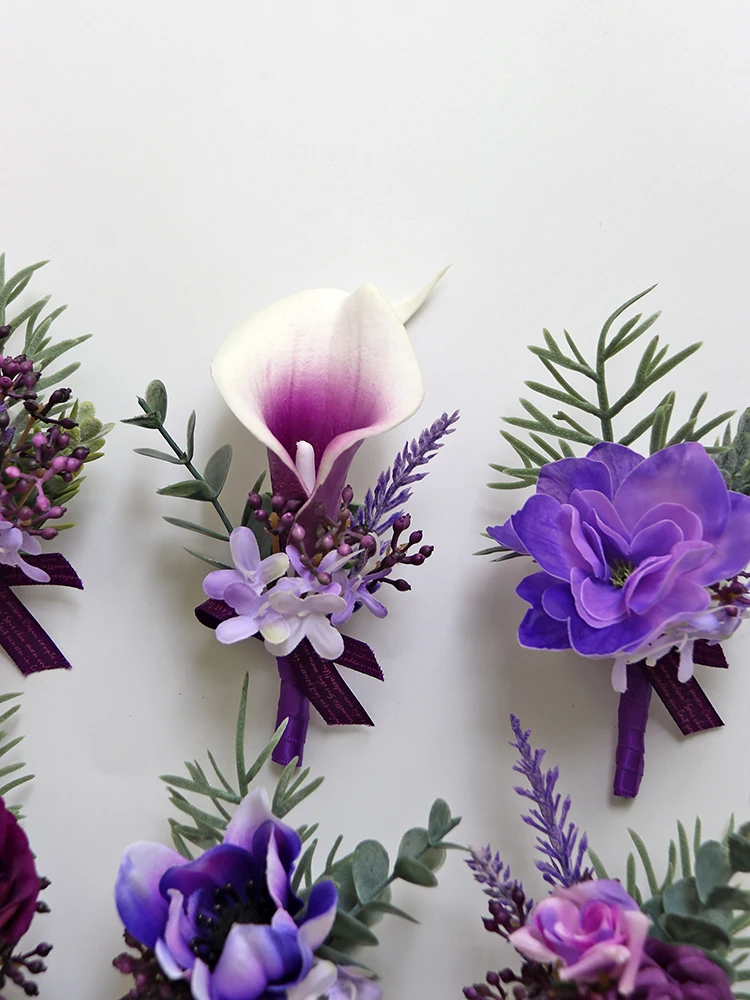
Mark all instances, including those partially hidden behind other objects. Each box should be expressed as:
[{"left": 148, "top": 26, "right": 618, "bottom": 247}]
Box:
[
  {"left": 3, "top": 362, "right": 18, "bottom": 377},
  {"left": 291, "top": 524, "right": 306, "bottom": 543},
  {"left": 247, "top": 492, "right": 263, "bottom": 510},
  {"left": 71, "top": 446, "right": 89, "bottom": 461},
  {"left": 5, "top": 466, "right": 20, "bottom": 479},
  {"left": 35, "top": 496, "right": 51, "bottom": 513},
  {"left": 65, "top": 458, "right": 82, "bottom": 473},
  {"left": 393, "top": 514, "right": 411, "bottom": 533},
  {"left": 337, "top": 543, "right": 352, "bottom": 557},
  {"left": 319, "top": 534, "right": 335, "bottom": 552},
  {"left": 419, "top": 544, "right": 434, "bottom": 557},
  {"left": 49, "top": 387, "right": 72, "bottom": 404},
  {"left": 57, "top": 433, "right": 70, "bottom": 448},
  {"left": 254, "top": 509, "right": 268, "bottom": 523},
  {"left": 482, "top": 917, "right": 496, "bottom": 933},
  {"left": 17, "top": 507, "right": 33, "bottom": 521},
  {"left": 19, "top": 359, "right": 34, "bottom": 374},
  {"left": 23, "top": 373, "right": 38, "bottom": 389},
  {"left": 341, "top": 485, "right": 354, "bottom": 506},
  {"left": 40, "top": 527, "right": 57, "bottom": 540},
  {"left": 58, "top": 417, "right": 77, "bottom": 429},
  {"left": 410, "top": 552, "right": 425, "bottom": 566},
  {"left": 284, "top": 498, "right": 302, "bottom": 513},
  {"left": 32, "top": 432, "right": 46, "bottom": 447},
  {"left": 51, "top": 456, "right": 67, "bottom": 471},
  {"left": 499, "top": 969, "right": 517, "bottom": 984},
  {"left": 35, "top": 943, "right": 52, "bottom": 957},
  {"left": 35, "top": 900, "right": 50, "bottom": 913},
  {"left": 360, "top": 534, "right": 376, "bottom": 550},
  {"left": 463, "top": 990, "right": 480, "bottom": 1000},
  {"left": 487, "top": 972, "right": 501, "bottom": 988},
  {"left": 25, "top": 960, "right": 45, "bottom": 974},
  {"left": 112, "top": 954, "right": 134, "bottom": 974},
  {"left": 279, "top": 511, "right": 295, "bottom": 527},
  {"left": 0, "top": 376, "right": 12, "bottom": 390},
  {"left": 391, "top": 578, "right": 411, "bottom": 592},
  {"left": 49, "top": 506, "right": 64, "bottom": 518},
  {"left": 271, "top": 494, "right": 285, "bottom": 512},
  {"left": 408, "top": 530, "right": 423, "bottom": 545},
  {"left": 23, "top": 983, "right": 39, "bottom": 996},
  {"left": 317, "top": 572, "right": 332, "bottom": 586}
]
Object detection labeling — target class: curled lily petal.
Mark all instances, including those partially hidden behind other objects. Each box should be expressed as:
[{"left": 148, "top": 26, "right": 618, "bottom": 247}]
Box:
[
  {"left": 224, "top": 787, "right": 274, "bottom": 850},
  {"left": 211, "top": 284, "right": 425, "bottom": 531}
]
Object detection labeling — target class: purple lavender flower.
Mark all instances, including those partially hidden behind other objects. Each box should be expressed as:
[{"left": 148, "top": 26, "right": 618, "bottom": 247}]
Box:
[
  {"left": 467, "top": 846, "right": 532, "bottom": 918},
  {"left": 115, "top": 788, "right": 338, "bottom": 1000},
  {"left": 510, "top": 716, "right": 588, "bottom": 887},
  {"left": 489, "top": 442, "right": 750, "bottom": 690},
  {"left": 358, "top": 410, "right": 459, "bottom": 534},
  {"left": 632, "top": 939, "right": 733, "bottom": 1000}
]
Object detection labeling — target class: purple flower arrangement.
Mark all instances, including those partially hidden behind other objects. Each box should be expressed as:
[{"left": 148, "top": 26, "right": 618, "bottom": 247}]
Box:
[
  {"left": 0, "top": 255, "right": 110, "bottom": 675},
  {"left": 465, "top": 718, "right": 750, "bottom": 1000},
  {"left": 113, "top": 674, "right": 462, "bottom": 1000},
  {"left": 484, "top": 288, "right": 750, "bottom": 796},
  {"left": 125, "top": 279, "right": 457, "bottom": 764}
]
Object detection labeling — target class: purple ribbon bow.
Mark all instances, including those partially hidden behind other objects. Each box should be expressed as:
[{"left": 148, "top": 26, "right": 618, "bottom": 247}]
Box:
[
  {"left": 614, "top": 640, "right": 726, "bottom": 798},
  {"left": 195, "top": 598, "right": 383, "bottom": 765},
  {"left": 0, "top": 554, "right": 83, "bottom": 675}
]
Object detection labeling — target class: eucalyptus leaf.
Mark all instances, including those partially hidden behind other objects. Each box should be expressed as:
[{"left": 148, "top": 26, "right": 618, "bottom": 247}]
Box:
[
  {"left": 393, "top": 856, "right": 438, "bottom": 887},
  {"left": 331, "top": 910, "right": 379, "bottom": 947},
  {"left": 662, "top": 913, "right": 731, "bottom": 951},
  {"left": 695, "top": 841, "right": 732, "bottom": 904},
  {"left": 122, "top": 412, "right": 162, "bottom": 429},
  {"left": 163, "top": 516, "right": 229, "bottom": 541},
  {"left": 157, "top": 479, "right": 217, "bottom": 501},
  {"left": 352, "top": 840, "right": 390, "bottom": 904},
  {"left": 663, "top": 877, "right": 700, "bottom": 916},
  {"left": 729, "top": 834, "right": 750, "bottom": 873},
  {"left": 145, "top": 380, "right": 168, "bottom": 422},
  {"left": 706, "top": 885, "right": 750, "bottom": 911},
  {"left": 428, "top": 798, "right": 453, "bottom": 841},
  {"left": 134, "top": 447, "right": 184, "bottom": 464},
  {"left": 359, "top": 900, "right": 418, "bottom": 924},
  {"left": 204, "top": 444, "right": 232, "bottom": 494},
  {"left": 186, "top": 410, "right": 197, "bottom": 463},
  {"left": 398, "top": 827, "right": 446, "bottom": 873}
]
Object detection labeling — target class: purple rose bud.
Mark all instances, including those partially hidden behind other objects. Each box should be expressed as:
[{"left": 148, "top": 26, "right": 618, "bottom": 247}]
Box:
[{"left": 510, "top": 880, "right": 650, "bottom": 995}]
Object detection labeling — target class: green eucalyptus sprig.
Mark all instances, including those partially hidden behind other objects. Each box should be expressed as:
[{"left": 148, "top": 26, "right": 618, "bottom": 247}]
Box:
[
  {"left": 489, "top": 287, "right": 735, "bottom": 492},
  {"left": 0, "top": 692, "right": 34, "bottom": 819},
  {"left": 160, "top": 674, "right": 463, "bottom": 969},
  {"left": 589, "top": 814, "right": 750, "bottom": 992}
]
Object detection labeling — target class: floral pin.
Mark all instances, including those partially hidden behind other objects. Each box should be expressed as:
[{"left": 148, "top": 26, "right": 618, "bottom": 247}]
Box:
[
  {"left": 125, "top": 274, "right": 456, "bottom": 764},
  {"left": 0, "top": 255, "right": 110, "bottom": 676},
  {"left": 113, "top": 674, "right": 463, "bottom": 1000},
  {"left": 465, "top": 717, "right": 747, "bottom": 1000},
  {"left": 483, "top": 288, "right": 750, "bottom": 796}
]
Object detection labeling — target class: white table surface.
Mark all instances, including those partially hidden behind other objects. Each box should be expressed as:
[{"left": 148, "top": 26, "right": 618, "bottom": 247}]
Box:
[{"left": 4, "top": 2, "right": 750, "bottom": 996}]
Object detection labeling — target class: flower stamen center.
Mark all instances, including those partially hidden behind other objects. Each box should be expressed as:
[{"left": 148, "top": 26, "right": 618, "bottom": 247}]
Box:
[
  {"left": 610, "top": 559, "right": 634, "bottom": 588},
  {"left": 190, "top": 879, "right": 276, "bottom": 969}
]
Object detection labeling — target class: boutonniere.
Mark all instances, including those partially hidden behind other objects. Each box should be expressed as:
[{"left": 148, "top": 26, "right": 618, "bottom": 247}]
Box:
[
  {"left": 466, "top": 716, "right": 748, "bottom": 1000},
  {"left": 483, "top": 288, "right": 750, "bottom": 797},
  {"left": 125, "top": 274, "right": 457, "bottom": 764},
  {"left": 113, "top": 674, "right": 462, "bottom": 1000},
  {"left": 0, "top": 255, "right": 110, "bottom": 675}
]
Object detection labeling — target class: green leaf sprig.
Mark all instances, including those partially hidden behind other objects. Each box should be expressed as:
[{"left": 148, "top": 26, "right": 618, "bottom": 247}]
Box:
[
  {"left": 0, "top": 692, "right": 34, "bottom": 819},
  {"left": 489, "top": 287, "right": 735, "bottom": 493},
  {"left": 589, "top": 815, "right": 750, "bottom": 990},
  {"left": 160, "top": 674, "right": 463, "bottom": 970}
]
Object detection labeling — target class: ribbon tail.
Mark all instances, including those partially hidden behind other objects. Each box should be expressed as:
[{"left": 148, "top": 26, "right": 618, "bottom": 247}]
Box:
[
  {"left": 648, "top": 650, "right": 724, "bottom": 735},
  {"left": 0, "top": 586, "right": 73, "bottom": 675},
  {"left": 272, "top": 657, "right": 310, "bottom": 768},
  {"left": 613, "top": 662, "right": 652, "bottom": 799}
]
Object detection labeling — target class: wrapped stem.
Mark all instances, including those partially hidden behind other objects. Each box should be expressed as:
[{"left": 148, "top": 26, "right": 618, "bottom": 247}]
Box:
[
  {"left": 272, "top": 657, "right": 310, "bottom": 767},
  {"left": 613, "top": 661, "right": 652, "bottom": 798}
]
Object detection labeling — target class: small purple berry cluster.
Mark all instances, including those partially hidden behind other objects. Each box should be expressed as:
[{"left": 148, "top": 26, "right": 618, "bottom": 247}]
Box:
[
  {"left": 0, "top": 339, "right": 88, "bottom": 539},
  {"left": 0, "top": 877, "right": 52, "bottom": 1000},
  {"left": 463, "top": 962, "right": 568, "bottom": 1000},
  {"left": 113, "top": 933, "right": 191, "bottom": 999},
  {"left": 248, "top": 483, "right": 434, "bottom": 591}
]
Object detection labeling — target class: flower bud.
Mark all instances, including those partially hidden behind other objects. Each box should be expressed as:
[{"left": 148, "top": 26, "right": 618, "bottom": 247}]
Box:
[
  {"left": 290, "top": 524, "right": 306, "bottom": 543},
  {"left": 408, "top": 530, "right": 423, "bottom": 545},
  {"left": 341, "top": 485, "right": 354, "bottom": 506}
]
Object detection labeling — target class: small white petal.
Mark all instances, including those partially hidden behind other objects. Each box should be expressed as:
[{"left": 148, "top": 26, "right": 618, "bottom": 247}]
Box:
[
  {"left": 287, "top": 961, "right": 338, "bottom": 1000},
  {"left": 304, "top": 614, "right": 345, "bottom": 661},
  {"left": 611, "top": 656, "right": 629, "bottom": 693},
  {"left": 216, "top": 615, "right": 260, "bottom": 644},
  {"left": 259, "top": 616, "right": 291, "bottom": 644},
  {"left": 295, "top": 440, "right": 317, "bottom": 496},
  {"left": 677, "top": 642, "right": 695, "bottom": 683},
  {"left": 258, "top": 552, "right": 290, "bottom": 586}
]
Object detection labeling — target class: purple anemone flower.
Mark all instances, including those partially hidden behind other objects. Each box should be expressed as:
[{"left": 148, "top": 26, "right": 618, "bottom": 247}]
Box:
[
  {"left": 489, "top": 442, "right": 750, "bottom": 689},
  {"left": 115, "top": 788, "right": 338, "bottom": 1000},
  {"left": 210, "top": 284, "right": 425, "bottom": 540}
]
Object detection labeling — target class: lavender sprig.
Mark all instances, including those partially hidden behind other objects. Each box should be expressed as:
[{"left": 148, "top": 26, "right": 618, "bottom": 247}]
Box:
[
  {"left": 467, "top": 845, "right": 533, "bottom": 915},
  {"left": 358, "top": 410, "right": 459, "bottom": 534},
  {"left": 510, "top": 715, "right": 588, "bottom": 887}
]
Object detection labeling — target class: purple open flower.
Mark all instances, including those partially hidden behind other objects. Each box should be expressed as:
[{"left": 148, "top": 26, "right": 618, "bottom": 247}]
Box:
[
  {"left": 509, "top": 879, "right": 650, "bottom": 995},
  {"left": 210, "top": 285, "right": 425, "bottom": 534},
  {"left": 0, "top": 519, "right": 49, "bottom": 583},
  {"left": 115, "top": 788, "right": 338, "bottom": 1000},
  {"left": 489, "top": 442, "right": 750, "bottom": 689}
]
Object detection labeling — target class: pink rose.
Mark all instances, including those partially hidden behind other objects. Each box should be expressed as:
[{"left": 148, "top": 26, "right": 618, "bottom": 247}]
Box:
[{"left": 509, "top": 880, "right": 651, "bottom": 995}]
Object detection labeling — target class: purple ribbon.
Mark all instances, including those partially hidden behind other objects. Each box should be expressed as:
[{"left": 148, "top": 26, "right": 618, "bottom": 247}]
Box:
[
  {"left": 0, "top": 554, "right": 83, "bottom": 675},
  {"left": 613, "top": 640, "right": 725, "bottom": 798},
  {"left": 195, "top": 598, "right": 384, "bottom": 765}
]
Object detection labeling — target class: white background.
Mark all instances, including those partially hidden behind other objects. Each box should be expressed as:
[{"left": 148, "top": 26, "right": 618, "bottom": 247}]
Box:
[{"left": 3, "top": 2, "right": 750, "bottom": 997}]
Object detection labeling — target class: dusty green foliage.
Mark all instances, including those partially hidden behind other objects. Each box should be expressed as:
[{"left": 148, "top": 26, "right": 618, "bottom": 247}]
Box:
[
  {"left": 591, "top": 815, "right": 750, "bottom": 984},
  {"left": 160, "top": 674, "right": 463, "bottom": 967},
  {"left": 0, "top": 692, "right": 34, "bottom": 819},
  {"left": 489, "top": 287, "right": 734, "bottom": 492}
]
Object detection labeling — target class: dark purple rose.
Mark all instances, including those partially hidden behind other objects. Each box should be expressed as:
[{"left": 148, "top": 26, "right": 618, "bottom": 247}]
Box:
[
  {"left": 489, "top": 442, "right": 750, "bottom": 689},
  {"left": 115, "top": 788, "right": 338, "bottom": 1000},
  {"left": 0, "top": 796, "right": 39, "bottom": 946},
  {"left": 632, "top": 938, "right": 734, "bottom": 1000}
]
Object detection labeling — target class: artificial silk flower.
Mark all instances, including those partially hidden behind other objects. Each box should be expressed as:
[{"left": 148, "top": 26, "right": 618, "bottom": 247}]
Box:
[
  {"left": 484, "top": 287, "right": 750, "bottom": 797},
  {"left": 113, "top": 691, "right": 461, "bottom": 1000},
  {"left": 128, "top": 274, "right": 458, "bottom": 765},
  {"left": 465, "top": 717, "right": 741, "bottom": 1000},
  {"left": 0, "top": 255, "right": 110, "bottom": 675}
]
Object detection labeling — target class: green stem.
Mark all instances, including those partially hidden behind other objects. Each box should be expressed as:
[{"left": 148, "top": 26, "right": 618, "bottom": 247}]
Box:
[
  {"left": 595, "top": 336, "right": 614, "bottom": 441},
  {"left": 138, "top": 399, "right": 234, "bottom": 534}
]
